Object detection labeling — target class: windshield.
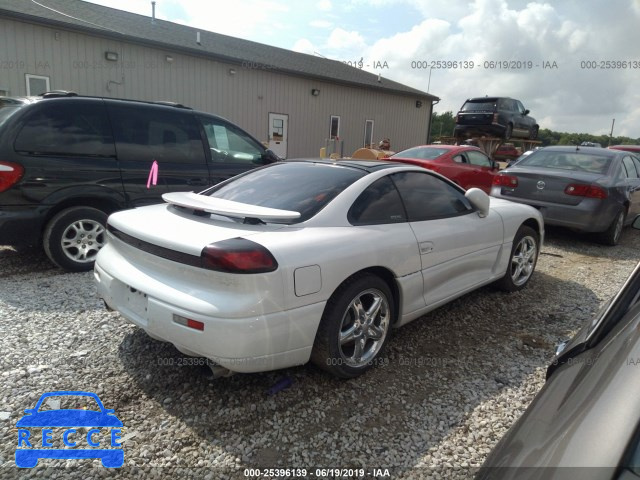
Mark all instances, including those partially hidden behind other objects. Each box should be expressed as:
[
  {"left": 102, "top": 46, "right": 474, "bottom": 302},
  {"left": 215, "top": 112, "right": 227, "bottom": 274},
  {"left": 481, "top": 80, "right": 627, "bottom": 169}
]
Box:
[
  {"left": 461, "top": 101, "right": 496, "bottom": 112},
  {"left": 392, "top": 147, "right": 448, "bottom": 160},
  {"left": 517, "top": 150, "right": 612, "bottom": 174},
  {"left": 205, "top": 162, "right": 366, "bottom": 223}
]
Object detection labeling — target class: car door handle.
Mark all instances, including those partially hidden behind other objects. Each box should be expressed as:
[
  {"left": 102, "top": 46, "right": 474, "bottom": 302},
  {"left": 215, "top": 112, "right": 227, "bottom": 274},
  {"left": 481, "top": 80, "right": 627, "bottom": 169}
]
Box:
[
  {"left": 419, "top": 241, "right": 434, "bottom": 254},
  {"left": 187, "top": 178, "right": 209, "bottom": 186}
]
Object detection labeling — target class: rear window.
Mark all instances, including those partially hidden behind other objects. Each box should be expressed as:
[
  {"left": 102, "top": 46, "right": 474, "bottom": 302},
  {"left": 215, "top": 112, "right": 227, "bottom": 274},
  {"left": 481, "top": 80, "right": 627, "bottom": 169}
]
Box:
[
  {"left": 517, "top": 150, "right": 612, "bottom": 174},
  {"left": 392, "top": 147, "right": 448, "bottom": 160},
  {"left": 205, "top": 162, "right": 366, "bottom": 223},
  {"left": 461, "top": 100, "right": 497, "bottom": 112},
  {"left": 0, "top": 106, "right": 20, "bottom": 126}
]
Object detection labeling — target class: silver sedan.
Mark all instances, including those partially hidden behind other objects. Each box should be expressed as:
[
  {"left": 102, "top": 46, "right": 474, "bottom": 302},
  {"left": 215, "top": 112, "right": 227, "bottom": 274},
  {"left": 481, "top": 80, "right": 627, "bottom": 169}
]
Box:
[{"left": 491, "top": 146, "right": 640, "bottom": 245}]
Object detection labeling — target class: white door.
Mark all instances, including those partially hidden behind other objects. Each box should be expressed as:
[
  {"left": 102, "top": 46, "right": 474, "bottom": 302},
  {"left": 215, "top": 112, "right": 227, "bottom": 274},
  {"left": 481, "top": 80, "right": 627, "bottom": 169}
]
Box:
[{"left": 268, "top": 113, "right": 288, "bottom": 158}]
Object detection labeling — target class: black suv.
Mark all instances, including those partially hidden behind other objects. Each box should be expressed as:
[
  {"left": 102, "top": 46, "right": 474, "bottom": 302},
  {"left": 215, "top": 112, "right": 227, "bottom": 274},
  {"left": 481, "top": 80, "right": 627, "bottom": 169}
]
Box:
[
  {"left": 0, "top": 93, "right": 279, "bottom": 271},
  {"left": 453, "top": 96, "right": 538, "bottom": 140}
]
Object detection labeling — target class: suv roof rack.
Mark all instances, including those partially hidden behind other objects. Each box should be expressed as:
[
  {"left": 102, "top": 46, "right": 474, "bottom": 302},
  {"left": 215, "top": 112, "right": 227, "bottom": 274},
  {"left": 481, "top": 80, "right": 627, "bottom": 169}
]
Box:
[
  {"left": 153, "top": 101, "right": 192, "bottom": 110},
  {"left": 41, "top": 91, "right": 79, "bottom": 98}
]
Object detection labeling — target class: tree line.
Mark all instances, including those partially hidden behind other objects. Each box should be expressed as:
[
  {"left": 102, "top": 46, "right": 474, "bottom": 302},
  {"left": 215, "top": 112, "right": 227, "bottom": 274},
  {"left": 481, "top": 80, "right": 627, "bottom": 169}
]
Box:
[{"left": 430, "top": 111, "right": 640, "bottom": 146}]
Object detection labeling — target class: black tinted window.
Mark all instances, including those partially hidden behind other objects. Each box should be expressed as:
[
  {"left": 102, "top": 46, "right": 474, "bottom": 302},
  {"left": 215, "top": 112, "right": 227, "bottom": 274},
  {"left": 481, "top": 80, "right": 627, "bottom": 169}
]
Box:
[
  {"left": 108, "top": 104, "right": 205, "bottom": 164},
  {"left": 348, "top": 176, "right": 406, "bottom": 225},
  {"left": 14, "top": 101, "right": 114, "bottom": 156},
  {"left": 199, "top": 115, "right": 264, "bottom": 165},
  {"left": 391, "top": 171, "right": 471, "bottom": 221},
  {"left": 461, "top": 100, "right": 496, "bottom": 112},
  {"left": 206, "top": 162, "right": 366, "bottom": 223}
]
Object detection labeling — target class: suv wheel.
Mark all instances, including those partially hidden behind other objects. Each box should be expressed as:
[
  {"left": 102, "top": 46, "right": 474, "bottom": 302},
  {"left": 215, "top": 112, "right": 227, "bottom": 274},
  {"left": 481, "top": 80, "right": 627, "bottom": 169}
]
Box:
[
  {"left": 529, "top": 126, "right": 539, "bottom": 140},
  {"left": 43, "top": 207, "right": 108, "bottom": 271}
]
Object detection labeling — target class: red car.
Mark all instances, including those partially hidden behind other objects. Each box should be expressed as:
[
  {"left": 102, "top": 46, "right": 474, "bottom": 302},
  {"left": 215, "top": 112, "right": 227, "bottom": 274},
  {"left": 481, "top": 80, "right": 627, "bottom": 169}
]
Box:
[
  {"left": 386, "top": 145, "right": 499, "bottom": 193},
  {"left": 609, "top": 145, "right": 640, "bottom": 154}
]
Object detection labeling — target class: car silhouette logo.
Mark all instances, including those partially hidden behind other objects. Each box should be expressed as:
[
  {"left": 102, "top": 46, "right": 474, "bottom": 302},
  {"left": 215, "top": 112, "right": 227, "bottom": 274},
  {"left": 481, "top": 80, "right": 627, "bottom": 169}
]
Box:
[
  {"left": 15, "top": 391, "right": 124, "bottom": 468},
  {"left": 536, "top": 181, "right": 546, "bottom": 190}
]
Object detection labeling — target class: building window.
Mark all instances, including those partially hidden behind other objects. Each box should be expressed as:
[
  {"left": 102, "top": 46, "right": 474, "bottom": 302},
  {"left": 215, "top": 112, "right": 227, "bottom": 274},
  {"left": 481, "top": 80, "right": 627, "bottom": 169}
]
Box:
[
  {"left": 330, "top": 115, "right": 340, "bottom": 140},
  {"left": 25, "top": 74, "right": 50, "bottom": 96},
  {"left": 364, "top": 119, "right": 374, "bottom": 147},
  {"left": 0, "top": 88, "right": 9, "bottom": 96}
]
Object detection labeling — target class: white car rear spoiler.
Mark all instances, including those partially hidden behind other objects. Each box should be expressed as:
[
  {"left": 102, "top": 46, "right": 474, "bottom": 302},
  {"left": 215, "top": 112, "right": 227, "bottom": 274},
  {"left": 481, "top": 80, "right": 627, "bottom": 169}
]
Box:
[{"left": 162, "top": 192, "right": 301, "bottom": 222}]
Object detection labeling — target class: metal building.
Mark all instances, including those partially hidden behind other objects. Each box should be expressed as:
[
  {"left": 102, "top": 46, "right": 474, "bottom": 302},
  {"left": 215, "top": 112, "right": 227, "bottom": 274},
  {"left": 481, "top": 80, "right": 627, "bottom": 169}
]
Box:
[{"left": 0, "top": 0, "right": 438, "bottom": 158}]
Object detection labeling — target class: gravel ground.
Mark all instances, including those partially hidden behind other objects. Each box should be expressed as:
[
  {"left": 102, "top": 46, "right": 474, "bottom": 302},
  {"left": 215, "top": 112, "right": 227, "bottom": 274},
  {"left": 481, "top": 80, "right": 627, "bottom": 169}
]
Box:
[{"left": 1, "top": 226, "right": 639, "bottom": 479}]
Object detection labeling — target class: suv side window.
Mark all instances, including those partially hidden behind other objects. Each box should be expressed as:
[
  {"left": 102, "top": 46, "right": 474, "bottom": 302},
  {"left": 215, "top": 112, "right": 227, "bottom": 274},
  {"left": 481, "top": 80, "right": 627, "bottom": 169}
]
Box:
[
  {"left": 466, "top": 150, "right": 492, "bottom": 167},
  {"left": 516, "top": 100, "right": 527, "bottom": 114},
  {"left": 348, "top": 176, "right": 406, "bottom": 225},
  {"left": 391, "top": 171, "right": 472, "bottom": 221},
  {"left": 199, "top": 116, "right": 265, "bottom": 164},
  {"left": 108, "top": 104, "right": 206, "bottom": 164},
  {"left": 14, "top": 100, "right": 114, "bottom": 157}
]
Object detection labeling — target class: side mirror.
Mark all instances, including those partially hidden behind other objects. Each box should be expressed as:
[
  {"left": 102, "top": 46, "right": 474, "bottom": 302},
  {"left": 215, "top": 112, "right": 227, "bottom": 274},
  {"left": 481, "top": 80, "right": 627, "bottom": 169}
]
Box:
[
  {"left": 262, "top": 149, "right": 282, "bottom": 164},
  {"left": 465, "top": 188, "right": 490, "bottom": 218},
  {"left": 523, "top": 109, "right": 530, "bottom": 115},
  {"left": 632, "top": 215, "right": 640, "bottom": 230}
]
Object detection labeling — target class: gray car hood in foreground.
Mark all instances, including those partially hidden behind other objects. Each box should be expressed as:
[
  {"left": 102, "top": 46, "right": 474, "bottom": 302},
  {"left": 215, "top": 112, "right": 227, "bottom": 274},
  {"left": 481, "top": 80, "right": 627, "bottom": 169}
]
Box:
[{"left": 477, "top": 298, "right": 640, "bottom": 480}]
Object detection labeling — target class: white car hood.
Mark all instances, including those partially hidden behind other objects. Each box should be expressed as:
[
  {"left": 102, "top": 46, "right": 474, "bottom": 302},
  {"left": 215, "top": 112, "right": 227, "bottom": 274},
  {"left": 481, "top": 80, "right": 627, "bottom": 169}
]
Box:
[{"left": 107, "top": 203, "right": 288, "bottom": 256}]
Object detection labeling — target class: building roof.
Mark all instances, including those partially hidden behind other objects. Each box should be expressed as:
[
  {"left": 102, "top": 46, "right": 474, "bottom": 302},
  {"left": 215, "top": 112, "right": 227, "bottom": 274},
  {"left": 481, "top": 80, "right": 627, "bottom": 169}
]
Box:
[{"left": 0, "top": 0, "right": 437, "bottom": 100}]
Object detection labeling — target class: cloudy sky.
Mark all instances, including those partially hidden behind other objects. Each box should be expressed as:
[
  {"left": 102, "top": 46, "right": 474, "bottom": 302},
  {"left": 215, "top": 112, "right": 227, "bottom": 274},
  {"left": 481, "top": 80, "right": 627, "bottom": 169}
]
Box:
[{"left": 86, "top": 0, "right": 640, "bottom": 138}]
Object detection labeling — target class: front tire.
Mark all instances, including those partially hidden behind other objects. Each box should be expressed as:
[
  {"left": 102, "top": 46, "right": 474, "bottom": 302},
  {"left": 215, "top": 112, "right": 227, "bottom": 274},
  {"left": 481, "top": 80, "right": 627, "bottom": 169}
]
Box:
[
  {"left": 311, "top": 273, "right": 393, "bottom": 378},
  {"left": 599, "top": 209, "right": 625, "bottom": 246},
  {"left": 529, "top": 126, "right": 539, "bottom": 140},
  {"left": 43, "top": 207, "right": 108, "bottom": 272},
  {"left": 495, "top": 225, "right": 539, "bottom": 292}
]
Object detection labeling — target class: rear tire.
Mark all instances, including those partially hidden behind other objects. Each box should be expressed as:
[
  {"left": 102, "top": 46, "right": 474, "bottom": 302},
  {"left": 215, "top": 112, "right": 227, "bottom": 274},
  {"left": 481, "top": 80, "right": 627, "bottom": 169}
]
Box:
[
  {"left": 43, "top": 207, "right": 108, "bottom": 272},
  {"left": 495, "top": 225, "right": 539, "bottom": 292},
  {"left": 311, "top": 273, "right": 393, "bottom": 378},
  {"left": 598, "top": 209, "right": 625, "bottom": 246}
]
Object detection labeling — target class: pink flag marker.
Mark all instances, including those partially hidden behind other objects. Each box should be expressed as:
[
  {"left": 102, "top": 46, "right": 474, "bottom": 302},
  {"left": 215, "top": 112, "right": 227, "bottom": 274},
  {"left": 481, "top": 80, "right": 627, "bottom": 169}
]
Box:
[{"left": 146, "top": 160, "right": 158, "bottom": 189}]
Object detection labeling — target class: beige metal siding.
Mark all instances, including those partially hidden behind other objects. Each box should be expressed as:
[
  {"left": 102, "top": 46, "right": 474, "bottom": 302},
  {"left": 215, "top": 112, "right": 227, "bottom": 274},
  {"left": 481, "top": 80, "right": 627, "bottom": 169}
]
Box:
[{"left": 0, "top": 17, "right": 431, "bottom": 158}]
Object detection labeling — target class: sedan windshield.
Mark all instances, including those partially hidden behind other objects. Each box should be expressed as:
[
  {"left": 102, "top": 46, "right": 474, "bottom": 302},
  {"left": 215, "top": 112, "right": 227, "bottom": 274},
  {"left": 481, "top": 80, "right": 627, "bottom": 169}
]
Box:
[
  {"left": 517, "top": 150, "right": 612, "bottom": 174},
  {"left": 392, "top": 147, "right": 448, "bottom": 160},
  {"left": 205, "top": 162, "right": 366, "bottom": 223}
]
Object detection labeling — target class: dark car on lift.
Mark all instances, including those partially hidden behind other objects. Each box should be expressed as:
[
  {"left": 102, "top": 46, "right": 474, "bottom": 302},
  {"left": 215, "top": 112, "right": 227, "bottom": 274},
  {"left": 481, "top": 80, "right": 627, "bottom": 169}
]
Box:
[
  {"left": 477, "top": 217, "right": 640, "bottom": 480},
  {"left": 0, "top": 92, "right": 280, "bottom": 271},
  {"left": 491, "top": 146, "right": 640, "bottom": 245},
  {"left": 454, "top": 97, "right": 538, "bottom": 141}
]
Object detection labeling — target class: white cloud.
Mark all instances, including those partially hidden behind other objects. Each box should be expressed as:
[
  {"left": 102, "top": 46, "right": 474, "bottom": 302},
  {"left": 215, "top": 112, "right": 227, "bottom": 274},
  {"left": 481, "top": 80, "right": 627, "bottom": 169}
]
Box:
[
  {"left": 326, "top": 28, "right": 367, "bottom": 50},
  {"left": 310, "top": 20, "right": 333, "bottom": 28},
  {"left": 292, "top": 38, "right": 316, "bottom": 55}
]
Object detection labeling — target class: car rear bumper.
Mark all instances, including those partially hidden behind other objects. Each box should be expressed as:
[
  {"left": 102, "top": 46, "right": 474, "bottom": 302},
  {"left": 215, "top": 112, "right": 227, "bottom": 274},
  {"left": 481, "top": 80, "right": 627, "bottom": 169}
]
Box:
[
  {"left": 490, "top": 190, "right": 619, "bottom": 232},
  {"left": 0, "top": 206, "right": 45, "bottom": 246},
  {"left": 94, "top": 247, "right": 325, "bottom": 373}
]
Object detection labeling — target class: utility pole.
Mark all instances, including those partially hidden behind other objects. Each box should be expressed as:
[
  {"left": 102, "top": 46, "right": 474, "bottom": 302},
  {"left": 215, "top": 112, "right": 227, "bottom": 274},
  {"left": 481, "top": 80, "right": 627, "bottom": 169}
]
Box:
[{"left": 609, "top": 118, "right": 615, "bottom": 146}]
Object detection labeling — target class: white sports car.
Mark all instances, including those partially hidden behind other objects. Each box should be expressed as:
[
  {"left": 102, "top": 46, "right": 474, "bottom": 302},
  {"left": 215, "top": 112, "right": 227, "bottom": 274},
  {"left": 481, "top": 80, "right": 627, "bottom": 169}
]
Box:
[{"left": 95, "top": 160, "right": 543, "bottom": 378}]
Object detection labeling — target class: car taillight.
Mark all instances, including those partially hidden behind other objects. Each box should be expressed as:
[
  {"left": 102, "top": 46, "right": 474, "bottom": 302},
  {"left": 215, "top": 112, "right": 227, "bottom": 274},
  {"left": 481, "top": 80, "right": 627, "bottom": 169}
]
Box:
[
  {"left": 0, "top": 161, "right": 24, "bottom": 193},
  {"left": 564, "top": 184, "right": 608, "bottom": 199},
  {"left": 200, "top": 238, "right": 278, "bottom": 273},
  {"left": 492, "top": 113, "right": 498, "bottom": 123},
  {"left": 492, "top": 174, "right": 519, "bottom": 187}
]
